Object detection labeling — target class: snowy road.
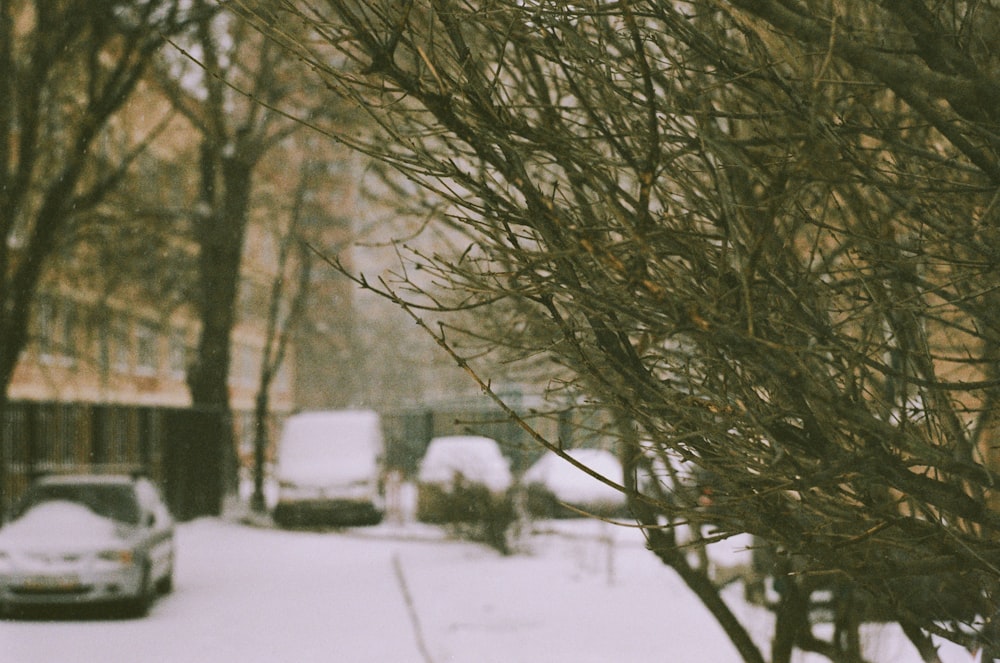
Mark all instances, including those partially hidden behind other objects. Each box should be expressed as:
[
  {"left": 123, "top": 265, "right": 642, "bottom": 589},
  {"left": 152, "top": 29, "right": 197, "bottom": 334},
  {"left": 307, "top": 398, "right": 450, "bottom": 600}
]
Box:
[
  {"left": 0, "top": 516, "right": 974, "bottom": 663},
  {"left": 1, "top": 519, "right": 431, "bottom": 663}
]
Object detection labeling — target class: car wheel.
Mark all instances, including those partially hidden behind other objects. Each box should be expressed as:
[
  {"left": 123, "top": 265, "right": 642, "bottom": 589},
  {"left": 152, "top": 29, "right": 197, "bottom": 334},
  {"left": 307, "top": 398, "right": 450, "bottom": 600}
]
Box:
[{"left": 156, "top": 567, "right": 174, "bottom": 595}]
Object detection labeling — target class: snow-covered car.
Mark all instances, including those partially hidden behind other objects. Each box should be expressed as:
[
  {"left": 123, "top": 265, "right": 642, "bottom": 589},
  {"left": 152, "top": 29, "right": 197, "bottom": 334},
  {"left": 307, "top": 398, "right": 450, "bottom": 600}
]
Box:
[
  {"left": 416, "top": 435, "right": 512, "bottom": 524},
  {"left": 0, "top": 473, "right": 175, "bottom": 616},
  {"left": 522, "top": 448, "right": 627, "bottom": 518},
  {"left": 272, "top": 410, "right": 386, "bottom": 527}
]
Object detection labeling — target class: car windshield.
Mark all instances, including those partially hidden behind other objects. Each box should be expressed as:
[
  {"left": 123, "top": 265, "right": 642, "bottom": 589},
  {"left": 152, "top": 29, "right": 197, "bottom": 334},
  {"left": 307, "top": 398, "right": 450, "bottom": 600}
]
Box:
[{"left": 15, "top": 482, "right": 142, "bottom": 525}]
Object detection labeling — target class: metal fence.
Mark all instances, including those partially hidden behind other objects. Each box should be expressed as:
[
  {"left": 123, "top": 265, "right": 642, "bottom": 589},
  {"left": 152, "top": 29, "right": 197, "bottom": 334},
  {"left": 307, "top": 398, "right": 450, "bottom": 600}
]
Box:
[
  {"left": 0, "top": 401, "right": 227, "bottom": 518},
  {"left": 381, "top": 404, "right": 572, "bottom": 477},
  {"left": 0, "top": 400, "right": 589, "bottom": 517}
]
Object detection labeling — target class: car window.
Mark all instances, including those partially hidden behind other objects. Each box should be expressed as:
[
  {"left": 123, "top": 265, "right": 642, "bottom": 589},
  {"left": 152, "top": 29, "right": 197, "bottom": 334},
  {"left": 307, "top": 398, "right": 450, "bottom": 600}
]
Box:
[
  {"left": 17, "top": 483, "right": 142, "bottom": 525},
  {"left": 135, "top": 478, "right": 173, "bottom": 525}
]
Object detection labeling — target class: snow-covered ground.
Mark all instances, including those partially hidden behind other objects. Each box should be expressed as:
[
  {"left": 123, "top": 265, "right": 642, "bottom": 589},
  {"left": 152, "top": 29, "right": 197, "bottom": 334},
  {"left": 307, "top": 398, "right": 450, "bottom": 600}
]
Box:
[{"left": 0, "top": 510, "right": 976, "bottom": 663}]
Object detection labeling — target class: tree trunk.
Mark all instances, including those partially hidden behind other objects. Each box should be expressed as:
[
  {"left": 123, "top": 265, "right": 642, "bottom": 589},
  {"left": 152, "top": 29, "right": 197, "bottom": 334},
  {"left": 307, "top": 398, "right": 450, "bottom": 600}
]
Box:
[
  {"left": 899, "top": 621, "right": 944, "bottom": 663},
  {"left": 771, "top": 558, "right": 811, "bottom": 663},
  {"left": 185, "top": 151, "right": 254, "bottom": 517},
  {"left": 251, "top": 389, "right": 269, "bottom": 513},
  {"left": 618, "top": 414, "right": 766, "bottom": 663}
]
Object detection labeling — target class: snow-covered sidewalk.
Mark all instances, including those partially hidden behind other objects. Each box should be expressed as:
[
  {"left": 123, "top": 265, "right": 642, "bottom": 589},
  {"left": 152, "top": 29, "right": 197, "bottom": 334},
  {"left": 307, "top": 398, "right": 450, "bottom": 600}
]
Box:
[
  {"left": 389, "top": 518, "right": 973, "bottom": 663},
  {"left": 0, "top": 515, "right": 976, "bottom": 663}
]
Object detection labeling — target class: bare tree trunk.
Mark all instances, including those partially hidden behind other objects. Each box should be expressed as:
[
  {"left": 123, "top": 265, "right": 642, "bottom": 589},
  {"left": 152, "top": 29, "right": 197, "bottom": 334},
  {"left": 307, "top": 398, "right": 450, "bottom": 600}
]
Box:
[
  {"left": 250, "top": 158, "right": 315, "bottom": 512},
  {"left": 618, "top": 414, "right": 766, "bottom": 663},
  {"left": 770, "top": 568, "right": 810, "bottom": 663},
  {"left": 899, "top": 621, "right": 944, "bottom": 663},
  {"left": 833, "top": 586, "right": 864, "bottom": 663},
  {"left": 649, "top": 527, "right": 768, "bottom": 663},
  {"left": 185, "top": 150, "right": 253, "bottom": 517},
  {"left": 250, "top": 389, "right": 270, "bottom": 513},
  {"left": 0, "top": 395, "right": 9, "bottom": 522},
  {"left": 0, "top": 0, "right": 180, "bottom": 514}
]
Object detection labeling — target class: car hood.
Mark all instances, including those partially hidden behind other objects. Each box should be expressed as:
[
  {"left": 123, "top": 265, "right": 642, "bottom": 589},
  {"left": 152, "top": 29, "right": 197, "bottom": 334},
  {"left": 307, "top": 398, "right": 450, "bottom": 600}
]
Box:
[{"left": 0, "top": 501, "right": 131, "bottom": 551}]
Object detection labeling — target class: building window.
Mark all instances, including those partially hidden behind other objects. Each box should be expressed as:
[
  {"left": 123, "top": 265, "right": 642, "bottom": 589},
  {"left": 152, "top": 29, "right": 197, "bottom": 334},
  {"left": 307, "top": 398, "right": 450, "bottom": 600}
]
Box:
[
  {"left": 258, "top": 231, "right": 279, "bottom": 269},
  {"left": 135, "top": 322, "right": 159, "bottom": 376},
  {"left": 238, "top": 280, "right": 268, "bottom": 323},
  {"left": 36, "top": 297, "right": 55, "bottom": 363},
  {"left": 61, "top": 301, "right": 78, "bottom": 366},
  {"left": 168, "top": 330, "right": 188, "bottom": 378},
  {"left": 236, "top": 281, "right": 249, "bottom": 323},
  {"left": 275, "top": 360, "right": 291, "bottom": 392},
  {"left": 112, "top": 315, "right": 131, "bottom": 374},
  {"left": 94, "top": 306, "right": 111, "bottom": 374},
  {"left": 34, "top": 296, "right": 78, "bottom": 367},
  {"left": 233, "top": 344, "right": 258, "bottom": 387}
]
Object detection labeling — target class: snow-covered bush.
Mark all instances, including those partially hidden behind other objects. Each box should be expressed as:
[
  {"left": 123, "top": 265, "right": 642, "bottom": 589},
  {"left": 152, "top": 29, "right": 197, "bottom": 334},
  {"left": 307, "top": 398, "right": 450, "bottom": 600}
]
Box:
[{"left": 416, "top": 436, "right": 515, "bottom": 553}]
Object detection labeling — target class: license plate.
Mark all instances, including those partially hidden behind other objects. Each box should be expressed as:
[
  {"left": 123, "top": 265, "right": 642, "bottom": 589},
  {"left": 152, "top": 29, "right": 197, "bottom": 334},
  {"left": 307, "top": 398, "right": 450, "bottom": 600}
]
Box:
[{"left": 22, "top": 575, "right": 81, "bottom": 591}]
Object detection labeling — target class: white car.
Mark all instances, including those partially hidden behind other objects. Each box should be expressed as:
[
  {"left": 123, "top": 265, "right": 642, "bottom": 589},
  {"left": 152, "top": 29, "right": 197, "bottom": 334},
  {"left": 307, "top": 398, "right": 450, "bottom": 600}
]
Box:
[
  {"left": 417, "top": 435, "right": 513, "bottom": 493},
  {"left": 0, "top": 473, "right": 175, "bottom": 617},
  {"left": 523, "top": 448, "right": 626, "bottom": 518},
  {"left": 416, "top": 435, "right": 512, "bottom": 523},
  {"left": 272, "top": 410, "right": 386, "bottom": 527}
]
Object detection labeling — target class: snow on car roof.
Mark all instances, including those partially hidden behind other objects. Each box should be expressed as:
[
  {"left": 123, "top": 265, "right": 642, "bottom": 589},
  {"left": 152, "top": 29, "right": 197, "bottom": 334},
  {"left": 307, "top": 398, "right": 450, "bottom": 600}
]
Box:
[
  {"left": 417, "top": 435, "right": 513, "bottom": 492},
  {"left": 276, "top": 410, "right": 383, "bottom": 485},
  {"left": 523, "top": 448, "right": 625, "bottom": 506},
  {"left": 0, "top": 500, "right": 120, "bottom": 545},
  {"left": 18, "top": 475, "right": 145, "bottom": 525}
]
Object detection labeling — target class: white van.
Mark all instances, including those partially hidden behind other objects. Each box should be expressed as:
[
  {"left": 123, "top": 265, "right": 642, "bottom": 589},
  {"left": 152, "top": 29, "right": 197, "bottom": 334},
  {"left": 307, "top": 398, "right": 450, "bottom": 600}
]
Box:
[{"left": 272, "top": 410, "right": 385, "bottom": 527}]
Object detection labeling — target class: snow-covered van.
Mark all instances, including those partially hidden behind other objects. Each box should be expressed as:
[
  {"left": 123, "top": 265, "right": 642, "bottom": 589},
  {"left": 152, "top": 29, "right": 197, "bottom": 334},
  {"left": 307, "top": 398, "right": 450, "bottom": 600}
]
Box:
[{"left": 272, "top": 410, "right": 385, "bottom": 527}]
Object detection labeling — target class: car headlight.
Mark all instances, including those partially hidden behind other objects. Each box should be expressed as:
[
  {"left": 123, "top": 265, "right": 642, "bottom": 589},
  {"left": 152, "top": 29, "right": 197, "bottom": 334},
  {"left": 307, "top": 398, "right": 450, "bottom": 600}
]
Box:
[{"left": 97, "top": 549, "right": 135, "bottom": 565}]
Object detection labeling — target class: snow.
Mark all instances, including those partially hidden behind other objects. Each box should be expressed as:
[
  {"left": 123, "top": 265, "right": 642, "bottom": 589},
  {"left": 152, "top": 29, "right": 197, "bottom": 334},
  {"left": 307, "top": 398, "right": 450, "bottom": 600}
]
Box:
[
  {"left": 522, "top": 448, "right": 625, "bottom": 506},
  {"left": 0, "top": 507, "right": 977, "bottom": 663},
  {"left": 417, "top": 435, "right": 513, "bottom": 492},
  {"left": 0, "top": 501, "right": 120, "bottom": 550},
  {"left": 406, "top": 520, "right": 744, "bottom": 662},
  {"left": 275, "top": 410, "right": 382, "bottom": 486}
]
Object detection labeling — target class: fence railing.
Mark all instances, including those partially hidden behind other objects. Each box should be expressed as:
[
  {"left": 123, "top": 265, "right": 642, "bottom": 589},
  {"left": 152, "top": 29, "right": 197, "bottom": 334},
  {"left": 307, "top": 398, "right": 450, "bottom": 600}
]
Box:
[
  {"left": 0, "top": 401, "right": 224, "bottom": 519},
  {"left": 0, "top": 400, "right": 585, "bottom": 518}
]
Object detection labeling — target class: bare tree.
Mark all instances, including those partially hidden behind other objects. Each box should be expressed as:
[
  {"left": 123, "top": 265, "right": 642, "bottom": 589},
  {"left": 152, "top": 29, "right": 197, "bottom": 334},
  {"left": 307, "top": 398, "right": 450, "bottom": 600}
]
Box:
[
  {"left": 232, "top": 1, "right": 1000, "bottom": 660},
  {"left": 154, "top": 2, "right": 317, "bottom": 516},
  {"left": 0, "top": 0, "right": 186, "bottom": 515},
  {"left": 248, "top": 155, "right": 317, "bottom": 513}
]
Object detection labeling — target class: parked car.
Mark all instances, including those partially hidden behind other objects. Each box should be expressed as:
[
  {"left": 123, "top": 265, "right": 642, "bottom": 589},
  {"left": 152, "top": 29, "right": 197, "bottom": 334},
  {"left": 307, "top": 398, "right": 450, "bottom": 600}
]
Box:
[
  {"left": 522, "top": 448, "right": 627, "bottom": 518},
  {"left": 416, "top": 435, "right": 512, "bottom": 524},
  {"left": 0, "top": 473, "right": 175, "bottom": 617},
  {"left": 272, "top": 410, "right": 386, "bottom": 527}
]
